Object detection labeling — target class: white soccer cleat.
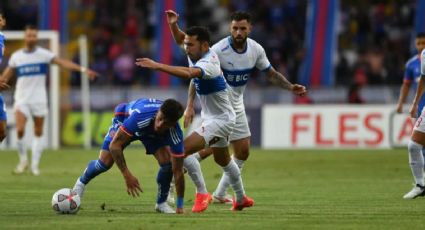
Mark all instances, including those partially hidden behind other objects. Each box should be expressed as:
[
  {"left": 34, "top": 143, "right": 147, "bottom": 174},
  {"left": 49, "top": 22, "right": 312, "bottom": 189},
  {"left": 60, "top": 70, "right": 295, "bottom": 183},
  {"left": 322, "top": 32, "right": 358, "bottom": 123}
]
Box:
[
  {"left": 72, "top": 179, "right": 86, "bottom": 199},
  {"left": 30, "top": 167, "right": 40, "bottom": 176},
  {"left": 403, "top": 184, "right": 425, "bottom": 199},
  {"left": 13, "top": 160, "right": 28, "bottom": 174},
  {"left": 155, "top": 202, "right": 176, "bottom": 214},
  {"left": 212, "top": 193, "right": 233, "bottom": 204}
]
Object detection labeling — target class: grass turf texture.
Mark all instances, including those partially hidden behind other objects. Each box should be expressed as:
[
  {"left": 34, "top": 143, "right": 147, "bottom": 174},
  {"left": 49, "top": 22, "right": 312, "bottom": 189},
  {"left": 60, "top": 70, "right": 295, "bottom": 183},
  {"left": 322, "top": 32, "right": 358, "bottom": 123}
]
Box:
[{"left": 0, "top": 148, "right": 424, "bottom": 230}]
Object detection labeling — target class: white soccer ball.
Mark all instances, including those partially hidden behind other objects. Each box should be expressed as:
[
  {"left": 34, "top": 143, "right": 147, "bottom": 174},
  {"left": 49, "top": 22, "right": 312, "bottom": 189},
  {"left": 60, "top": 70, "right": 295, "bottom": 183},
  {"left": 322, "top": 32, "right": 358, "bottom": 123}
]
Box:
[{"left": 51, "top": 188, "right": 81, "bottom": 214}]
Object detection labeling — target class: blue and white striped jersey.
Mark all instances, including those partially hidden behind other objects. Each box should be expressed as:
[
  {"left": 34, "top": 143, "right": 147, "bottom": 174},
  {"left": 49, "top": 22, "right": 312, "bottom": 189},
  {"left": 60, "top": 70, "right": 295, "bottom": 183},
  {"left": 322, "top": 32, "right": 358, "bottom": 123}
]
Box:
[
  {"left": 8, "top": 46, "right": 55, "bottom": 105},
  {"left": 211, "top": 37, "right": 271, "bottom": 113}
]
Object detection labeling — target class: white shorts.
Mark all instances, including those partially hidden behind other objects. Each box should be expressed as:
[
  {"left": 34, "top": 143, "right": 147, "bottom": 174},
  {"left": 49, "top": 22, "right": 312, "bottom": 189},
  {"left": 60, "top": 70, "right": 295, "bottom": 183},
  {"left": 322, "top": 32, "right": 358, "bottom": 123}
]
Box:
[
  {"left": 195, "top": 118, "right": 234, "bottom": 148},
  {"left": 229, "top": 111, "right": 251, "bottom": 142},
  {"left": 14, "top": 103, "right": 48, "bottom": 118}
]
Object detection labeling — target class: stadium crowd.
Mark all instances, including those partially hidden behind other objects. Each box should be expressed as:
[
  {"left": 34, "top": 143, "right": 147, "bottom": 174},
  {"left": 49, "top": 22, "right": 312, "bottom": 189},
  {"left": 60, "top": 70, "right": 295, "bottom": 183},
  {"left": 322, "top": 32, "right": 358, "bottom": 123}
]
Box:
[{"left": 0, "top": 0, "right": 419, "bottom": 88}]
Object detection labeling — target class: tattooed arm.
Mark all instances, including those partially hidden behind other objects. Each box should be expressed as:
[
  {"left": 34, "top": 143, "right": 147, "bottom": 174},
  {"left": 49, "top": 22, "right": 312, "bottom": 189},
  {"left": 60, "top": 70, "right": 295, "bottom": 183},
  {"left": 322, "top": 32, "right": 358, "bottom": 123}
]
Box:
[
  {"left": 266, "top": 67, "right": 307, "bottom": 95},
  {"left": 109, "top": 128, "right": 143, "bottom": 197}
]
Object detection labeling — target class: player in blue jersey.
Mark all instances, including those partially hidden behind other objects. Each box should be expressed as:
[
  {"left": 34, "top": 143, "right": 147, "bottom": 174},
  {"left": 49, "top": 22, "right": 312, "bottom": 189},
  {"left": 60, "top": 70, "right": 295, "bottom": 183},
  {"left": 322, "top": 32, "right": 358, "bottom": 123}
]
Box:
[
  {"left": 0, "top": 11, "right": 8, "bottom": 142},
  {"left": 396, "top": 33, "right": 425, "bottom": 117},
  {"left": 404, "top": 47, "right": 425, "bottom": 199},
  {"left": 0, "top": 25, "right": 97, "bottom": 176},
  {"left": 136, "top": 24, "right": 253, "bottom": 212},
  {"left": 72, "top": 98, "right": 186, "bottom": 214}
]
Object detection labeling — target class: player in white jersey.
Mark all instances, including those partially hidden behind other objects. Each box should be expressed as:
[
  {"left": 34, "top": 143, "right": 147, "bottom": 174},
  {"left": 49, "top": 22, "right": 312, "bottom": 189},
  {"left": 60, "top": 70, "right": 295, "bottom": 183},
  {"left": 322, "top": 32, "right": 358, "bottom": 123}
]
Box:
[
  {"left": 0, "top": 11, "right": 8, "bottom": 142},
  {"left": 0, "top": 25, "right": 97, "bottom": 175},
  {"left": 169, "top": 11, "right": 306, "bottom": 204},
  {"left": 404, "top": 48, "right": 425, "bottom": 199},
  {"left": 136, "top": 12, "right": 253, "bottom": 212}
]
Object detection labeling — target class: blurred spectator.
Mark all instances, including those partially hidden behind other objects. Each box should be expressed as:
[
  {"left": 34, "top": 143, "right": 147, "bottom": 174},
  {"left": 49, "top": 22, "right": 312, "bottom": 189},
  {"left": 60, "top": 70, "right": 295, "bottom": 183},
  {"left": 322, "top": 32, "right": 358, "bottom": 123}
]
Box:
[{"left": 348, "top": 83, "right": 365, "bottom": 104}]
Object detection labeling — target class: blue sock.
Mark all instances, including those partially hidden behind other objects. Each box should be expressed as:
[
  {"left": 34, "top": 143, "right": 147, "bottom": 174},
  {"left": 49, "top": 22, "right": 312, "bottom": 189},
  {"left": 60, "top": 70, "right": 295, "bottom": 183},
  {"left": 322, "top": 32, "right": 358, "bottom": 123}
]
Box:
[
  {"left": 156, "top": 162, "right": 173, "bottom": 204},
  {"left": 79, "top": 160, "right": 111, "bottom": 185}
]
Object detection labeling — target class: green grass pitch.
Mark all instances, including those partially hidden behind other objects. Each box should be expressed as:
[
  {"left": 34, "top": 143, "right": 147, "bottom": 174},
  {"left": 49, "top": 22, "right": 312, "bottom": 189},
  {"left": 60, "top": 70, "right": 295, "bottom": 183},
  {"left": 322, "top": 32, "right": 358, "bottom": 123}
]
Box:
[{"left": 0, "top": 148, "right": 424, "bottom": 230}]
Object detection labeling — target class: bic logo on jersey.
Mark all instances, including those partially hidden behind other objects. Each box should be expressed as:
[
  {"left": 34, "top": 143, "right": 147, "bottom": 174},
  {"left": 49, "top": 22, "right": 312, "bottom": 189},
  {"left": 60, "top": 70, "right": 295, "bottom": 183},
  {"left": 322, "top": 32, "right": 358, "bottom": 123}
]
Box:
[{"left": 226, "top": 74, "right": 249, "bottom": 83}]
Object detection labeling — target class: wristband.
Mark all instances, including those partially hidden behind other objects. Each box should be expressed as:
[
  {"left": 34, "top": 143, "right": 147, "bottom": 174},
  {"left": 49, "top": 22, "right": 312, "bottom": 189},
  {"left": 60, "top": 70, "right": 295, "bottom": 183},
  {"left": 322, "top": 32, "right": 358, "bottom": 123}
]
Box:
[
  {"left": 80, "top": 66, "right": 87, "bottom": 73},
  {"left": 176, "top": 197, "right": 184, "bottom": 209}
]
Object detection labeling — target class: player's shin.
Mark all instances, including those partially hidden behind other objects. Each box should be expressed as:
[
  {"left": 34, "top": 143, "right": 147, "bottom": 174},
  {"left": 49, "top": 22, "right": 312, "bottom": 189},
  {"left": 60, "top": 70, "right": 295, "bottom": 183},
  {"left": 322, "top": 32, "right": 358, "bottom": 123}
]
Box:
[
  {"left": 408, "top": 140, "right": 425, "bottom": 186},
  {"left": 31, "top": 136, "right": 44, "bottom": 175},
  {"left": 184, "top": 155, "right": 208, "bottom": 194},
  {"left": 74, "top": 159, "right": 111, "bottom": 198},
  {"left": 156, "top": 162, "right": 173, "bottom": 204},
  {"left": 222, "top": 159, "right": 245, "bottom": 203},
  {"left": 214, "top": 155, "right": 245, "bottom": 198}
]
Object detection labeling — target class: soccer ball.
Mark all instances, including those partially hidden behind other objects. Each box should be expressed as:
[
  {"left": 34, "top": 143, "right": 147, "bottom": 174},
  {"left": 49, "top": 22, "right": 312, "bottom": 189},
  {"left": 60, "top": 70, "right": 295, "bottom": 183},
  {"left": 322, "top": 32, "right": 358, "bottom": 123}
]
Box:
[{"left": 51, "top": 188, "right": 81, "bottom": 214}]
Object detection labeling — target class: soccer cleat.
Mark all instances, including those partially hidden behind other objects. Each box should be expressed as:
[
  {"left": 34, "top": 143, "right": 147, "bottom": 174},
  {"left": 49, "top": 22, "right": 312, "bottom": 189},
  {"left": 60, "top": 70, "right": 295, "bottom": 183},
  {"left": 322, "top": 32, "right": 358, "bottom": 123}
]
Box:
[
  {"left": 232, "top": 196, "right": 254, "bottom": 211},
  {"left": 30, "top": 167, "right": 40, "bottom": 176},
  {"left": 13, "top": 160, "right": 28, "bottom": 174},
  {"left": 403, "top": 184, "right": 425, "bottom": 199},
  {"left": 192, "top": 193, "right": 211, "bottom": 213},
  {"left": 72, "top": 179, "right": 86, "bottom": 199},
  {"left": 212, "top": 193, "right": 233, "bottom": 204},
  {"left": 155, "top": 202, "right": 176, "bottom": 214}
]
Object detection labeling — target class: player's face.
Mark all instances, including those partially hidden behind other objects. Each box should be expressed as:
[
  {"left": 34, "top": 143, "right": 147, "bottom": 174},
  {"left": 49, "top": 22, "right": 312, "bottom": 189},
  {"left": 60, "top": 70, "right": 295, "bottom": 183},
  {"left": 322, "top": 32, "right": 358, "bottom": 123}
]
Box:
[
  {"left": 416, "top": 37, "right": 425, "bottom": 53},
  {"left": 154, "top": 111, "right": 176, "bottom": 134},
  {"left": 230, "top": 20, "right": 251, "bottom": 45},
  {"left": 184, "top": 35, "right": 207, "bottom": 61},
  {"left": 0, "top": 15, "right": 6, "bottom": 29},
  {"left": 24, "top": 29, "right": 38, "bottom": 48}
]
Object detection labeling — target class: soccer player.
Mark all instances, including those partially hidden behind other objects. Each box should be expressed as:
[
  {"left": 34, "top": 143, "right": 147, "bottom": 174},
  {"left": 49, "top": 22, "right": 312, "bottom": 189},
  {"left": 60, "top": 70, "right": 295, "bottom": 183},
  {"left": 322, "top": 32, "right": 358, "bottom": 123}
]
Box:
[
  {"left": 0, "top": 25, "right": 97, "bottom": 175},
  {"left": 404, "top": 48, "right": 425, "bottom": 199},
  {"left": 135, "top": 23, "right": 253, "bottom": 212},
  {"left": 72, "top": 98, "right": 185, "bottom": 214},
  {"left": 0, "top": 11, "right": 8, "bottom": 142},
  {"left": 166, "top": 11, "right": 307, "bottom": 204}
]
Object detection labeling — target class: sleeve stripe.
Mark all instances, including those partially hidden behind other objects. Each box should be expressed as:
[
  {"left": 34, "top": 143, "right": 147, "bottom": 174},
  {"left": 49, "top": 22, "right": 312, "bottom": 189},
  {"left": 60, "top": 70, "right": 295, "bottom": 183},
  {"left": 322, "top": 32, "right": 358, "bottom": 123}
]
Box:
[
  {"left": 170, "top": 152, "right": 185, "bottom": 158},
  {"left": 119, "top": 126, "right": 133, "bottom": 137},
  {"left": 261, "top": 64, "right": 272, "bottom": 72}
]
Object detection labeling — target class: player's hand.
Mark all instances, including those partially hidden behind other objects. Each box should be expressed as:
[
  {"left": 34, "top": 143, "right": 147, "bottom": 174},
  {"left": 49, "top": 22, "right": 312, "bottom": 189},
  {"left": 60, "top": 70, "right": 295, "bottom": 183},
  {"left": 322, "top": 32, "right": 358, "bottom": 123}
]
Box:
[
  {"left": 183, "top": 107, "right": 195, "bottom": 128},
  {"left": 0, "top": 80, "right": 10, "bottom": 90},
  {"left": 291, "top": 84, "right": 307, "bottom": 96},
  {"left": 409, "top": 104, "right": 418, "bottom": 118},
  {"left": 85, "top": 69, "right": 99, "bottom": 80},
  {"left": 135, "top": 58, "right": 159, "bottom": 70},
  {"left": 396, "top": 104, "right": 403, "bottom": 113},
  {"left": 123, "top": 172, "right": 143, "bottom": 197},
  {"left": 165, "top": 10, "right": 179, "bottom": 24},
  {"left": 176, "top": 208, "right": 184, "bottom": 214}
]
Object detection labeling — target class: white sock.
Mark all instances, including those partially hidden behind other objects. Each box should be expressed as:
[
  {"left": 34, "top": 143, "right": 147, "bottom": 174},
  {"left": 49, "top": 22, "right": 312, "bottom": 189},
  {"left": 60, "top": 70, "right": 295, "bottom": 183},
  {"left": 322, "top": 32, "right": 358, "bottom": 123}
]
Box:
[
  {"left": 17, "top": 138, "right": 27, "bottom": 163},
  {"left": 184, "top": 155, "right": 208, "bottom": 194},
  {"left": 214, "top": 156, "right": 245, "bottom": 197},
  {"left": 193, "top": 152, "right": 202, "bottom": 162},
  {"left": 408, "top": 140, "right": 424, "bottom": 186},
  {"left": 222, "top": 159, "right": 245, "bottom": 203},
  {"left": 31, "top": 136, "right": 44, "bottom": 170}
]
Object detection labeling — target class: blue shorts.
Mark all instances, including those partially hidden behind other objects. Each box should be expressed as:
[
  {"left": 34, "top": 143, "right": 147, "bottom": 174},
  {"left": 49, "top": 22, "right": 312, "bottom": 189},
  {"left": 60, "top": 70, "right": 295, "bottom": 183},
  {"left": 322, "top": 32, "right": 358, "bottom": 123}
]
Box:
[
  {"left": 101, "top": 119, "right": 174, "bottom": 156},
  {"left": 0, "top": 95, "right": 6, "bottom": 121}
]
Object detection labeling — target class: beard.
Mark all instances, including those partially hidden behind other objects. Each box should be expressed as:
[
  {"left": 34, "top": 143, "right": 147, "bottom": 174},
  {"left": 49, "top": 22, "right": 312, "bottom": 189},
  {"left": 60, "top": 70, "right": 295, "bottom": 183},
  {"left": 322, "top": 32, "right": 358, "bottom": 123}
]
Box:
[{"left": 232, "top": 36, "right": 247, "bottom": 46}]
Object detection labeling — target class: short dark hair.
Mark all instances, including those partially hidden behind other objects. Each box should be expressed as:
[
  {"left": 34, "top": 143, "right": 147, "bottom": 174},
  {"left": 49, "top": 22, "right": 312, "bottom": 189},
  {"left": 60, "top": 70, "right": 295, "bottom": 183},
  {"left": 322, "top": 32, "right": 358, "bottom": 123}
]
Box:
[
  {"left": 186, "top": 26, "right": 210, "bottom": 44},
  {"left": 160, "top": 99, "right": 184, "bottom": 123},
  {"left": 230, "top": 11, "right": 252, "bottom": 23},
  {"left": 417, "top": 32, "right": 425, "bottom": 39},
  {"left": 24, "top": 24, "right": 38, "bottom": 31}
]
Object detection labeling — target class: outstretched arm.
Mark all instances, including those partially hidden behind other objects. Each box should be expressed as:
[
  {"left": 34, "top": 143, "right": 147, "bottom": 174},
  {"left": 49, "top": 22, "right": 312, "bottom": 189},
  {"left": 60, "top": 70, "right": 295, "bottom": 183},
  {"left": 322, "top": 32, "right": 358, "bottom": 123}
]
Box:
[
  {"left": 266, "top": 67, "right": 306, "bottom": 95},
  {"left": 165, "top": 10, "right": 186, "bottom": 46},
  {"left": 109, "top": 128, "right": 143, "bottom": 197},
  {"left": 135, "top": 58, "right": 202, "bottom": 80},
  {"left": 51, "top": 57, "right": 98, "bottom": 80}
]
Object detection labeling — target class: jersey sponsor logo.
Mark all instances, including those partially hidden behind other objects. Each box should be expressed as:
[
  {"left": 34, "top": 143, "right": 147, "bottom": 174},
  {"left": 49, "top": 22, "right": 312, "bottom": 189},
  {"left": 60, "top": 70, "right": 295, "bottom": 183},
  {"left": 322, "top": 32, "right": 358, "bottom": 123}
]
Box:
[
  {"left": 16, "top": 63, "right": 48, "bottom": 77},
  {"left": 222, "top": 68, "right": 255, "bottom": 87}
]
